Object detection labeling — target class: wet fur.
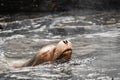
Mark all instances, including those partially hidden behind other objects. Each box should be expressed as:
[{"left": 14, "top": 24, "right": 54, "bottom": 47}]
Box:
[{"left": 13, "top": 40, "right": 72, "bottom": 68}]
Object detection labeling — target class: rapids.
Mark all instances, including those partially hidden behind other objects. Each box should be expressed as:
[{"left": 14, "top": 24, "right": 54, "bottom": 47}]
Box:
[{"left": 0, "top": 11, "right": 120, "bottom": 80}]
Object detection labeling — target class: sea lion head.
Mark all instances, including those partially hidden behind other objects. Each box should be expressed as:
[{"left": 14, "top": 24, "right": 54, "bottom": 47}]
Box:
[{"left": 53, "top": 40, "right": 72, "bottom": 62}]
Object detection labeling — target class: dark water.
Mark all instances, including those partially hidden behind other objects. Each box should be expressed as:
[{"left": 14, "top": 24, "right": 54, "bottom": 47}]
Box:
[{"left": 0, "top": 11, "right": 120, "bottom": 80}]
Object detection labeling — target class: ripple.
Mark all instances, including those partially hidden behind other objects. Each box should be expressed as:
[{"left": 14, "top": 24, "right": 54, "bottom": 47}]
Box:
[{"left": 0, "top": 12, "right": 120, "bottom": 80}]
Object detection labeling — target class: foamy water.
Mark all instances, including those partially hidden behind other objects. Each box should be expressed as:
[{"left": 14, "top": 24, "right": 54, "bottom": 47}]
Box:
[{"left": 0, "top": 11, "right": 120, "bottom": 80}]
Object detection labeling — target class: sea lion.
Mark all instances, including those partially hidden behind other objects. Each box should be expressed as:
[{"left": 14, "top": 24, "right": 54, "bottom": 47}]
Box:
[{"left": 14, "top": 40, "right": 72, "bottom": 68}]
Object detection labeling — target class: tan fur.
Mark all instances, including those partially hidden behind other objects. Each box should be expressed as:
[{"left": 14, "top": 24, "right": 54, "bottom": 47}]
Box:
[{"left": 14, "top": 40, "right": 72, "bottom": 68}]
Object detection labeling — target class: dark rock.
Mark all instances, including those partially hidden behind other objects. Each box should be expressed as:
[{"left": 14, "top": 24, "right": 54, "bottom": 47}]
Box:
[
  {"left": 0, "top": 0, "right": 120, "bottom": 13},
  {"left": 0, "top": 24, "right": 3, "bottom": 30}
]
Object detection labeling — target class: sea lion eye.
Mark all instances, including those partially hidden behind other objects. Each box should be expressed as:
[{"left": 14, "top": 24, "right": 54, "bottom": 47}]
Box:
[{"left": 63, "top": 40, "right": 68, "bottom": 44}]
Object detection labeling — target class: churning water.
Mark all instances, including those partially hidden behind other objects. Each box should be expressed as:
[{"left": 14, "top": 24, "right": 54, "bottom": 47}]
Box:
[{"left": 0, "top": 11, "right": 120, "bottom": 80}]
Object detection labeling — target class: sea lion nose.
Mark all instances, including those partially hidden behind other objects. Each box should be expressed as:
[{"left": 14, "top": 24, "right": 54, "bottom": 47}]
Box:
[{"left": 63, "top": 40, "right": 68, "bottom": 44}]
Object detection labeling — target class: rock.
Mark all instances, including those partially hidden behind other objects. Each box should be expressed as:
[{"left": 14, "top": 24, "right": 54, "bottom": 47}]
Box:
[{"left": 0, "top": 24, "right": 3, "bottom": 30}]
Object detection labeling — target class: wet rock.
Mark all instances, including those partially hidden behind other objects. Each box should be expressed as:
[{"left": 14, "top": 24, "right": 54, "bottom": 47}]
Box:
[
  {"left": 0, "top": 24, "right": 3, "bottom": 30},
  {"left": 1, "top": 0, "right": 120, "bottom": 13}
]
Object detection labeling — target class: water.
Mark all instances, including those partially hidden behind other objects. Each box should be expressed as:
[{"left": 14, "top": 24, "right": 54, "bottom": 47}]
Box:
[{"left": 0, "top": 11, "right": 120, "bottom": 80}]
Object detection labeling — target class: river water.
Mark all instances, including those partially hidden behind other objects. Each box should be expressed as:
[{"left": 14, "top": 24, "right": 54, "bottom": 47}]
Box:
[{"left": 0, "top": 10, "right": 120, "bottom": 80}]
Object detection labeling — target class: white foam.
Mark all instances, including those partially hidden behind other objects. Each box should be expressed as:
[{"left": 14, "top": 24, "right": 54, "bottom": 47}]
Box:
[
  {"left": 6, "top": 34, "right": 25, "bottom": 40},
  {"left": 92, "top": 31, "right": 119, "bottom": 37},
  {"left": 49, "top": 16, "right": 75, "bottom": 28}
]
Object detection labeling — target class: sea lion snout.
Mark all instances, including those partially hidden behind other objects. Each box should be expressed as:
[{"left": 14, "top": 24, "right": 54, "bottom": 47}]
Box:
[
  {"left": 54, "top": 40, "right": 72, "bottom": 61},
  {"left": 57, "top": 40, "right": 72, "bottom": 50}
]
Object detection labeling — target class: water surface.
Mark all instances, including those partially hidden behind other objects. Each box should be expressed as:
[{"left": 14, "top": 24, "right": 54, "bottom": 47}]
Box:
[{"left": 0, "top": 11, "right": 120, "bottom": 80}]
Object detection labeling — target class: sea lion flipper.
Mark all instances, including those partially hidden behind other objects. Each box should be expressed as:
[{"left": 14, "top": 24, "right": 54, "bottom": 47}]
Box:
[
  {"left": 32, "top": 51, "right": 50, "bottom": 66},
  {"left": 32, "top": 58, "right": 44, "bottom": 66},
  {"left": 22, "top": 50, "right": 49, "bottom": 67},
  {"left": 21, "top": 55, "right": 36, "bottom": 67}
]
